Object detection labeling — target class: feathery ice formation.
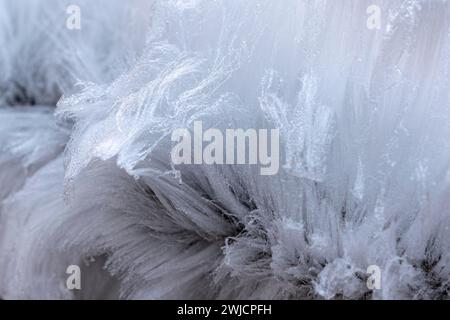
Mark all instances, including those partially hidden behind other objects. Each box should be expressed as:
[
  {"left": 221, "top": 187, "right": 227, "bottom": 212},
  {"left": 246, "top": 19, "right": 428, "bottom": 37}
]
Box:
[{"left": 1, "top": 0, "right": 450, "bottom": 299}]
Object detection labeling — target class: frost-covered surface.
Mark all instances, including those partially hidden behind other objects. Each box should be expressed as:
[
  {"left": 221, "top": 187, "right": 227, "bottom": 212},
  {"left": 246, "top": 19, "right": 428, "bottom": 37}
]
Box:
[
  {"left": 0, "top": 0, "right": 152, "bottom": 106},
  {"left": 1, "top": 0, "right": 450, "bottom": 299}
]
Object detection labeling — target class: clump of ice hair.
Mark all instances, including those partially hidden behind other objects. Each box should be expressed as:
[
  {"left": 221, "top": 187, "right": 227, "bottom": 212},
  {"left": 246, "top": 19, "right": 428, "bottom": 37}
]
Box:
[{"left": 1, "top": 0, "right": 450, "bottom": 300}]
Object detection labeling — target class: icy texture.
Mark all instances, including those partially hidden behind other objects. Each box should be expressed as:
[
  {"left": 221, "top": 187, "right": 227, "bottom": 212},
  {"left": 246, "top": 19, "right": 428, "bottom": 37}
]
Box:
[
  {"left": 0, "top": 0, "right": 153, "bottom": 105},
  {"left": 1, "top": 0, "right": 450, "bottom": 299},
  {"left": 0, "top": 107, "right": 68, "bottom": 200}
]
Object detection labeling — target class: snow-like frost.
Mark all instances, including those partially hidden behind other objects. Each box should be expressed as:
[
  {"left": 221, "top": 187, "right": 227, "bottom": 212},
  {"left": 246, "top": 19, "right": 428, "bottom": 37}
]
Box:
[
  {"left": 1, "top": 0, "right": 450, "bottom": 299},
  {"left": 0, "top": 0, "right": 153, "bottom": 106}
]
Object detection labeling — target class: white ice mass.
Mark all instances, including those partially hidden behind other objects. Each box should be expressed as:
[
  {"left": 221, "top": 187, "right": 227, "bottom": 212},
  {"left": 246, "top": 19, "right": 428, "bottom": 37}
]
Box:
[{"left": 0, "top": 0, "right": 450, "bottom": 299}]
